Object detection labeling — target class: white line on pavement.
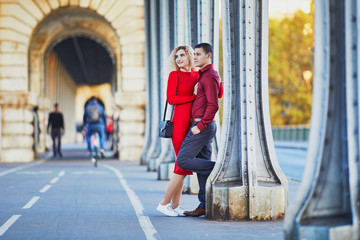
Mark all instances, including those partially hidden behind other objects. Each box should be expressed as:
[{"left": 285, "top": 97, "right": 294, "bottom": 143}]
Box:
[
  {"left": 58, "top": 170, "right": 65, "bottom": 177},
  {"left": 22, "top": 196, "right": 40, "bottom": 209},
  {"left": 39, "top": 185, "right": 52, "bottom": 193},
  {"left": 0, "top": 160, "right": 45, "bottom": 177},
  {"left": 0, "top": 215, "right": 21, "bottom": 236},
  {"left": 103, "top": 164, "right": 158, "bottom": 240},
  {"left": 50, "top": 177, "right": 60, "bottom": 184}
]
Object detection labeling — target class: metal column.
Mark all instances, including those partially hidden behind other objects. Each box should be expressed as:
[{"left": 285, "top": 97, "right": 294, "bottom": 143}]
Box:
[
  {"left": 144, "top": 0, "right": 162, "bottom": 170},
  {"left": 182, "top": 0, "right": 221, "bottom": 194},
  {"left": 346, "top": 1, "right": 360, "bottom": 238},
  {"left": 140, "top": 0, "right": 152, "bottom": 165},
  {"left": 207, "top": 0, "right": 288, "bottom": 220},
  {"left": 284, "top": 1, "right": 359, "bottom": 239},
  {"left": 196, "top": 0, "right": 221, "bottom": 158},
  {"left": 153, "top": 0, "right": 178, "bottom": 177}
]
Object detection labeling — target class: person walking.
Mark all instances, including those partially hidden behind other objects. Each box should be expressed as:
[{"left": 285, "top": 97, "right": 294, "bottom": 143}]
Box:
[
  {"left": 157, "top": 46, "right": 199, "bottom": 217},
  {"left": 47, "top": 103, "right": 64, "bottom": 158},
  {"left": 176, "top": 43, "right": 221, "bottom": 217}
]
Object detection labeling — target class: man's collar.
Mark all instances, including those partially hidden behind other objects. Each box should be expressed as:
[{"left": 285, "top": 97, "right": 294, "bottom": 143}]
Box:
[{"left": 199, "top": 64, "right": 213, "bottom": 73}]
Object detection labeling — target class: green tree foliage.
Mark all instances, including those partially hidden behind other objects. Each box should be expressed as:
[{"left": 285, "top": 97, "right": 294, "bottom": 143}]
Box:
[{"left": 268, "top": 9, "right": 314, "bottom": 126}]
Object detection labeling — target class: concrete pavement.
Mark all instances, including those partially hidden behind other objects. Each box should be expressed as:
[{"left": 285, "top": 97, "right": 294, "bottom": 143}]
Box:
[{"left": 0, "top": 143, "right": 303, "bottom": 240}]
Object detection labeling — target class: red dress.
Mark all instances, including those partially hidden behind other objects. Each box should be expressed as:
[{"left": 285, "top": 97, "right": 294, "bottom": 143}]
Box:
[{"left": 167, "top": 70, "right": 199, "bottom": 175}]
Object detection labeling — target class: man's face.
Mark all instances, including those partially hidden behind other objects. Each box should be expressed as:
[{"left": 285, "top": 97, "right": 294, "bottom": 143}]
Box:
[{"left": 194, "top": 47, "right": 210, "bottom": 68}]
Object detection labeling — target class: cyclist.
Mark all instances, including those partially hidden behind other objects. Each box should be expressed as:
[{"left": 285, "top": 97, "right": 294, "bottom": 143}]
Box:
[{"left": 83, "top": 96, "right": 107, "bottom": 156}]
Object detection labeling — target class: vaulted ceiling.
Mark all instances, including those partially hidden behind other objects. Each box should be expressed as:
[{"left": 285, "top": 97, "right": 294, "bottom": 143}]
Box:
[{"left": 53, "top": 37, "right": 114, "bottom": 86}]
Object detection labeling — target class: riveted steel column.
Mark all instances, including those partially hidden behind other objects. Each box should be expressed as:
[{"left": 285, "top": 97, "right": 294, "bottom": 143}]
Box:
[
  {"left": 346, "top": 0, "right": 360, "bottom": 239},
  {"left": 284, "top": 1, "right": 358, "bottom": 239},
  {"left": 182, "top": 0, "right": 221, "bottom": 194},
  {"left": 346, "top": 1, "right": 360, "bottom": 239},
  {"left": 171, "top": 0, "right": 200, "bottom": 193},
  {"left": 175, "top": 0, "right": 191, "bottom": 45},
  {"left": 196, "top": 0, "right": 221, "bottom": 157},
  {"left": 207, "top": 0, "right": 288, "bottom": 220},
  {"left": 156, "top": 0, "right": 178, "bottom": 179},
  {"left": 140, "top": 0, "right": 152, "bottom": 165},
  {"left": 145, "top": 0, "right": 162, "bottom": 170}
]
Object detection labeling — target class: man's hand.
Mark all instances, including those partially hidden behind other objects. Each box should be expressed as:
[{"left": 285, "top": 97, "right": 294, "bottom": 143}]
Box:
[
  {"left": 191, "top": 125, "right": 201, "bottom": 135},
  {"left": 61, "top": 128, "right": 64, "bottom": 136}
]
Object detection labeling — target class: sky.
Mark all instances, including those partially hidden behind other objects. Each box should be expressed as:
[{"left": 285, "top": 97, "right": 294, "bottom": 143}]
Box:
[{"left": 269, "top": 0, "right": 311, "bottom": 18}]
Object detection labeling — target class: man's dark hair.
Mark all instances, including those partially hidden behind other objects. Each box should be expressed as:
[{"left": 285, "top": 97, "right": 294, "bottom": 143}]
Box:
[
  {"left": 54, "top": 102, "right": 59, "bottom": 107},
  {"left": 194, "top": 43, "right": 213, "bottom": 55}
]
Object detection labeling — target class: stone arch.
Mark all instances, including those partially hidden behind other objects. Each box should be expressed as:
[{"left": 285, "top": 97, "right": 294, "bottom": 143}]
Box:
[
  {"left": 29, "top": 7, "right": 121, "bottom": 98},
  {"left": 18, "top": 1, "right": 145, "bottom": 161}
]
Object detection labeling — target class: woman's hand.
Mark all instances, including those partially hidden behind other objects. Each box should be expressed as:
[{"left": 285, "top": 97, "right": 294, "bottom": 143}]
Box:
[{"left": 193, "top": 83, "right": 198, "bottom": 95}]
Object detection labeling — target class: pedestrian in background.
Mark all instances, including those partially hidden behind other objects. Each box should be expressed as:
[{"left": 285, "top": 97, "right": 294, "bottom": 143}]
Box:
[
  {"left": 157, "top": 46, "right": 199, "bottom": 217},
  {"left": 47, "top": 103, "right": 64, "bottom": 158}
]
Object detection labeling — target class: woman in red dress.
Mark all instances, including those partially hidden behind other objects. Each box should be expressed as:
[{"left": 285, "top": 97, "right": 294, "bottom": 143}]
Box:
[{"left": 157, "top": 46, "right": 199, "bottom": 217}]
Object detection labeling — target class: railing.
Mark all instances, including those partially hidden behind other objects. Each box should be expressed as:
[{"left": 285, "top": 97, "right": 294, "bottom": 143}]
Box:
[{"left": 272, "top": 125, "right": 310, "bottom": 141}]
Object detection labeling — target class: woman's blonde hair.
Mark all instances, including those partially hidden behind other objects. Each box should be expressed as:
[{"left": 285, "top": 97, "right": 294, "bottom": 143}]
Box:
[{"left": 168, "top": 45, "right": 196, "bottom": 72}]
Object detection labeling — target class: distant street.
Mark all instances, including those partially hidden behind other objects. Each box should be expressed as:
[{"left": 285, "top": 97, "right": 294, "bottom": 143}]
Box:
[
  {"left": 275, "top": 147, "right": 307, "bottom": 180},
  {"left": 0, "top": 143, "right": 307, "bottom": 240}
]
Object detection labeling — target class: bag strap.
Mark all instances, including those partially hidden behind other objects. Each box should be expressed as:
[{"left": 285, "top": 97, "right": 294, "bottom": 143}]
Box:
[{"left": 163, "top": 72, "right": 179, "bottom": 121}]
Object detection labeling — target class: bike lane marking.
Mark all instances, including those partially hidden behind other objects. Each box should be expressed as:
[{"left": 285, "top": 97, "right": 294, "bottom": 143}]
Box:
[
  {"left": 22, "top": 196, "right": 40, "bottom": 209},
  {"left": 39, "top": 185, "right": 52, "bottom": 193},
  {"left": 38, "top": 170, "right": 66, "bottom": 194},
  {"left": 0, "top": 166, "right": 65, "bottom": 237},
  {"left": 50, "top": 177, "right": 60, "bottom": 184},
  {"left": 58, "top": 170, "right": 65, "bottom": 177},
  {"left": 0, "top": 215, "right": 21, "bottom": 237},
  {"left": 0, "top": 160, "right": 45, "bottom": 177},
  {"left": 103, "top": 164, "right": 159, "bottom": 240}
]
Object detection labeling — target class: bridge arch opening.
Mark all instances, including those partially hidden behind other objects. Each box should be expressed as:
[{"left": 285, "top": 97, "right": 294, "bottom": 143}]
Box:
[{"left": 28, "top": 6, "right": 122, "bottom": 149}]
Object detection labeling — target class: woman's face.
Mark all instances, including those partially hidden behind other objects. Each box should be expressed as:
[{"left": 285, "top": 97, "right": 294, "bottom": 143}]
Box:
[{"left": 175, "top": 49, "right": 190, "bottom": 69}]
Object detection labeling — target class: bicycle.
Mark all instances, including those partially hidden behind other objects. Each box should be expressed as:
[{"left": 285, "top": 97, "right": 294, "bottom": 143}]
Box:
[{"left": 90, "top": 129, "right": 101, "bottom": 167}]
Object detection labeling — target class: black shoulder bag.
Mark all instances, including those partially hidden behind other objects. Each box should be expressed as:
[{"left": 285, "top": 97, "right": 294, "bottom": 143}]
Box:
[{"left": 158, "top": 73, "right": 179, "bottom": 138}]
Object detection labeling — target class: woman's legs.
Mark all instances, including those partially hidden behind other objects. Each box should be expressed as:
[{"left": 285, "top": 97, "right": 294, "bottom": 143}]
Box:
[
  {"left": 161, "top": 174, "right": 186, "bottom": 206},
  {"left": 171, "top": 176, "right": 184, "bottom": 208}
]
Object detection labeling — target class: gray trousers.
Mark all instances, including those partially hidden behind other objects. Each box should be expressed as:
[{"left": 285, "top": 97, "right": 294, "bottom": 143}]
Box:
[
  {"left": 51, "top": 128, "right": 62, "bottom": 156},
  {"left": 177, "top": 122, "right": 216, "bottom": 209}
]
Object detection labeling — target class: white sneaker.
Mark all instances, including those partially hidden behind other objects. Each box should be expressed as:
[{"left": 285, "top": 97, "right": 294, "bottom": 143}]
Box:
[
  {"left": 157, "top": 203, "right": 178, "bottom": 217},
  {"left": 173, "top": 206, "right": 186, "bottom": 217}
]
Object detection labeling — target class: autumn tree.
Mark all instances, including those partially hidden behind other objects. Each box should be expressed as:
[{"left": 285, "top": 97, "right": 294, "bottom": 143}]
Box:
[{"left": 268, "top": 9, "right": 314, "bottom": 126}]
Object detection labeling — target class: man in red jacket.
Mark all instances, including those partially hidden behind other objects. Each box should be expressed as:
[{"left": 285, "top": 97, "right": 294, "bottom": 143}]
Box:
[{"left": 177, "top": 43, "right": 221, "bottom": 217}]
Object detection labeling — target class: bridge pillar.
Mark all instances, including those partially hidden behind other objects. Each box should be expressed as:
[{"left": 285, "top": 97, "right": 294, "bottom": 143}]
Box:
[
  {"left": 284, "top": 1, "right": 360, "bottom": 239},
  {"left": 206, "top": 0, "right": 288, "bottom": 220},
  {"left": 0, "top": 93, "right": 37, "bottom": 162},
  {"left": 140, "top": 0, "right": 153, "bottom": 166},
  {"left": 156, "top": 0, "right": 178, "bottom": 180},
  {"left": 142, "top": 0, "right": 162, "bottom": 171}
]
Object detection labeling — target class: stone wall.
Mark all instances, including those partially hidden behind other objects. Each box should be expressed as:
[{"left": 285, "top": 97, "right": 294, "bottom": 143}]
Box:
[{"left": 0, "top": 0, "right": 146, "bottom": 162}]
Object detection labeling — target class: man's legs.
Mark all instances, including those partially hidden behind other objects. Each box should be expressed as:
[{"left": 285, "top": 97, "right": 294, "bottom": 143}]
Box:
[
  {"left": 51, "top": 129, "right": 61, "bottom": 157},
  {"left": 177, "top": 122, "right": 216, "bottom": 175},
  {"left": 51, "top": 130, "right": 57, "bottom": 157},
  {"left": 99, "top": 125, "right": 105, "bottom": 150},
  {"left": 177, "top": 122, "right": 216, "bottom": 210},
  {"left": 195, "top": 142, "right": 213, "bottom": 209},
  {"left": 86, "top": 129, "right": 91, "bottom": 151},
  {"left": 57, "top": 133, "right": 62, "bottom": 157}
]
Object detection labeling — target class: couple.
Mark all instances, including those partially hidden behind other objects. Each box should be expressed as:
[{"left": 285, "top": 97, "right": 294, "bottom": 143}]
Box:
[{"left": 157, "top": 43, "right": 222, "bottom": 217}]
